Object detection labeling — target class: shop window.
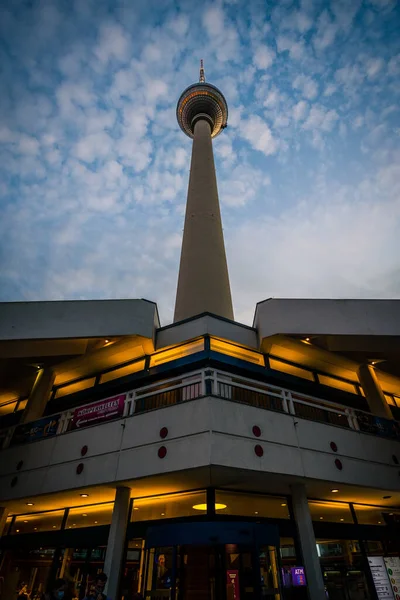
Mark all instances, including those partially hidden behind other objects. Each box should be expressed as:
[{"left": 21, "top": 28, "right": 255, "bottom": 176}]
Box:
[
  {"left": 215, "top": 491, "right": 291, "bottom": 519},
  {"left": 54, "top": 377, "right": 96, "bottom": 399},
  {"left": 132, "top": 491, "right": 207, "bottom": 521},
  {"left": 308, "top": 500, "right": 353, "bottom": 523},
  {"left": 354, "top": 504, "right": 400, "bottom": 526},
  {"left": 11, "top": 510, "right": 65, "bottom": 534},
  {"left": 149, "top": 339, "right": 205, "bottom": 368},
  {"left": 210, "top": 338, "right": 265, "bottom": 366},
  {"left": 316, "top": 539, "right": 369, "bottom": 600},
  {"left": 0, "top": 547, "right": 56, "bottom": 600},
  {"left": 317, "top": 375, "right": 358, "bottom": 395},
  {"left": 100, "top": 360, "right": 145, "bottom": 384},
  {"left": 269, "top": 358, "right": 314, "bottom": 382},
  {"left": 66, "top": 502, "right": 114, "bottom": 529}
]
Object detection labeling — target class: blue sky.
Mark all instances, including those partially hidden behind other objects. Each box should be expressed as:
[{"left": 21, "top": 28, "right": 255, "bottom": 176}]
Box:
[{"left": 0, "top": 0, "right": 399, "bottom": 325}]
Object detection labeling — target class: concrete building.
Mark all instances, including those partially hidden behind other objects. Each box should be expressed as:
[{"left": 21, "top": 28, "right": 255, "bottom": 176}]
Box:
[{"left": 0, "top": 65, "right": 400, "bottom": 600}]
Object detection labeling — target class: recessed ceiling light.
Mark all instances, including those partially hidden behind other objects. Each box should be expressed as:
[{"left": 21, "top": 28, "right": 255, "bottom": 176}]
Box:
[
  {"left": 72, "top": 523, "right": 76, "bottom": 526},
  {"left": 16, "top": 529, "right": 20, "bottom": 532},
  {"left": 331, "top": 489, "right": 339, "bottom": 493},
  {"left": 255, "top": 511, "right": 259, "bottom": 515},
  {"left": 52, "top": 525, "right": 56, "bottom": 528},
  {"left": 340, "top": 518, "right": 344, "bottom": 522},
  {"left": 161, "top": 513, "right": 165, "bottom": 516},
  {"left": 23, "top": 520, "right": 28, "bottom": 523},
  {"left": 34, "top": 527, "right": 37, "bottom": 530},
  {"left": 105, "top": 339, "right": 109, "bottom": 344},
  {"left": 80, "top": 493, "right": 89, "bottom": 498},
  {"left": 26, "top": 502, "right": 34, "bottom": 506},
  {"left": 320, "top": 517, "right": 324, "bottom": 520},
  {"left": 133, "top": 507, "right": 139, "bottom": 511},
  {"left": 94, "top": 520, "right": 98, "bottom": 523},
  {"left": 82, "top": 514, "right": 87, "bottom": 517},
  {"left": 281, "top": 503, "right": 287, "bottom": 507},
  {"left": 378, "top": 521, "right": 382, "bottom": 524},
  {"left": 389, "top": 513, "right": 393, "bottom": 516}
]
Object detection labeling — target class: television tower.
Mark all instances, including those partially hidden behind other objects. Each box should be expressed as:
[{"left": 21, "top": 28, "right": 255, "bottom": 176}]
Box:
[{"left": 174, "top": 61, "right": 234, "bottom": 323}]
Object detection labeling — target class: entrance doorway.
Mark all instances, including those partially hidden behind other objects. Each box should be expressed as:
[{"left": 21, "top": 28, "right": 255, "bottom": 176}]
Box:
[{"left": 141, "top": 522, "right": 282, "bottom": 600}]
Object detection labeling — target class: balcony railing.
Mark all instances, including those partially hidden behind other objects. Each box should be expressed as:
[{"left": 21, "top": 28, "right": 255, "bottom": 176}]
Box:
[{"left": 1, "top": 369, "right": 399, "bottom": 449}]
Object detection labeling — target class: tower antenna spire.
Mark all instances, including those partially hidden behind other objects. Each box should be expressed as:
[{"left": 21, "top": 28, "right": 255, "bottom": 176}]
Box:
[{"left": 199, "top": 59, "right": 205, "bottom": 83}]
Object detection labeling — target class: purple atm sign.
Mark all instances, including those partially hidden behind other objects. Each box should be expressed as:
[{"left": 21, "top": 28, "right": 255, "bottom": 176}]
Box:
[{"left": 291, "top": 567, "right": 307, "bottom": 586}]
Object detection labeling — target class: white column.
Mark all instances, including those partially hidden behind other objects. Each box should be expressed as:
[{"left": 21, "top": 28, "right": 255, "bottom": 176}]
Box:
[
  {"left": 357, "top": 364, "right": 393, "bottom": 419},
  {"left": 0, "top": 507, "right": 9, "bottom": 537},
  {"left": 174, "top": 118, "right": 234, "bottom": 323},
  {"left": 22, "top": 368, "right": 55, "bottom": 423},
  {"left": 291, "top": 484, "right": 325, "bottom": 600},
  {"left": 104, "top": 487, "right": 131, "bottom": 600}
]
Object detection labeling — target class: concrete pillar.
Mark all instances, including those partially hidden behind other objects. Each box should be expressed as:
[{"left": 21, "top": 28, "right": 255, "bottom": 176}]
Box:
[
  {"left": 174, "top": 118, "right": 234, "bottom": 323},
  {"left": 103, "top": 487, "right": 131, "bottom": 600},
  {"left": 291, "top": 484, "right": 325, "bottom": 600},
  {"left": 22, "top": 368, "right": 55, "bottom": 424},
  {"left": 357, "top": 364, "right": 393, "bottom": 420},
  {"left": 0, "top": 507, "right": 9, "bottom": 537}
]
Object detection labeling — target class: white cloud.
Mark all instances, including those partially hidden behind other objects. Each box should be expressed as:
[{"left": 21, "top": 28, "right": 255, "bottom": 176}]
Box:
[
  {"left": 302, "top": 105, "right": 339, "bottom": 132},
  {"left": 95, "top": 23, "right": 131, "bottom": 64},
  {"left": 239, "top": 115, "right": 278, "bottom": 156},
  {"left": 313, "top": 10, "right": 338, "bottom": 51},
  {"left": 292, "top": 100, "right": 308, "bottom": 122},
  {"left": 253, "top": 45, "right": 275, "bottom": 70},
  {"left": 293, "top": 74, "right": 318, "bottom": 99},
  {"left": 365, "top": 57, "right": 384, "bottom": 79}
]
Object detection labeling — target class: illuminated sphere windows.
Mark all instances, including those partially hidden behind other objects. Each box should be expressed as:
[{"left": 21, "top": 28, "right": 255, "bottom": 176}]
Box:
[{"left": 176, "top": 83, "right": 228, "bottom": 139}]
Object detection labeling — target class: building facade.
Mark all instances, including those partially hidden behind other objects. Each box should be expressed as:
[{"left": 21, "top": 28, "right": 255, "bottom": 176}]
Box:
[{"left": 0, "top": 67, "right": 400, "bottom": 600}]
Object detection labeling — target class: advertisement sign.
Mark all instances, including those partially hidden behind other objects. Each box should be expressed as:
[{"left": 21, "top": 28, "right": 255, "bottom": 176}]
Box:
[
  {"left": 368, "top": 557, "right": 394, "bottom": 600},
  {"left": 10, "top": 414, "right": 60, "bottom": 446},
  {"left": 291, "top": 567, "right": 307, "bottom": 586},
  {"left": 70, "top": 394, "right": 126, "bottom": 429},
  {"left": 357, "top": 413, "right": 400, "bottom": 441},
  {"left": 385, "top": 557, "right": 400, "bottom": 600},
  {"left": 226, "top": 570, "right": 240, "bottom": 600}
]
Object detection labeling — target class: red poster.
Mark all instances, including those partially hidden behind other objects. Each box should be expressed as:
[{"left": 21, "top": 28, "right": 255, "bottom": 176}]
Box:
[
  {"left": 71, "top": 394, "right": 126, "bottom": 429},
  {"left": 227, "top": 570, "right": 240, "bottom": 600}
]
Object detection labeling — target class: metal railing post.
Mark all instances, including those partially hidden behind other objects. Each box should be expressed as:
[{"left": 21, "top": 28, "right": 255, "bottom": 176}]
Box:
[
  {"left": 281, "top": 392, "right": 288, "bottom": 414},
  {"left": 287, "top": 391, "right": 296, "bottom": 415},
  {"left": 345, "top": 408, "right": 355, "bottom": 430},
  {"left": 212, "top": 370, "right": 218, "bottom": 395},
  {"left": 201, "top": 369, "right": 206, "bottom": 396}
]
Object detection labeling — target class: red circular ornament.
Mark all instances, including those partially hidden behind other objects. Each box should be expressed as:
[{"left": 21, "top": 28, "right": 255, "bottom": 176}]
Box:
[
  {"left": 330, "top": 442, "right": 338, "bottom": 452},
  {"left": 252, "top": 425, "right": 261, "bottom": 438},
  {"left": 158, "top": 446, "right": 167, "bottom": 459},
  {"left": 76, "top": 463, "right": 84, "bottom": 475},
  {"left": 335, "top": 458, "right": 343, "bottom": 470},
  {"left": 81, "top": 445, "right": 88, "bottom": 456},
  {"left": 254, "top": 444, "right": 264, "bottom": 457},
  {"left": 16, "top": 460, "right": 23, "bottom": 471},
  {"left": 160, "top": 427, "right": 168, "bottom": 439}
]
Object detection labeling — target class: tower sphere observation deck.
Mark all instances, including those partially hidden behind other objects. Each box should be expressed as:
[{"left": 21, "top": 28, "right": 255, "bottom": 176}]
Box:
[{"left": 176, "top": 60, "right": 228, "bottom": 139}]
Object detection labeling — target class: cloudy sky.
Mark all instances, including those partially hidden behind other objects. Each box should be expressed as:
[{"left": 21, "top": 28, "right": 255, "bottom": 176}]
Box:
[{"left": 1, "top": 0, "right": 399, "bottom": 325}]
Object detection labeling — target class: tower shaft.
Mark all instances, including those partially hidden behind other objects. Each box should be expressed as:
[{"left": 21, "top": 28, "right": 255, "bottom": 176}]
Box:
[{"left": 174, "top": 118, "right": 234, "bottom": 323}]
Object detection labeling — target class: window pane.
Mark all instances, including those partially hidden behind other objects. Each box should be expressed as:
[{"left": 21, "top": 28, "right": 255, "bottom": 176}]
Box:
[
  {"left": 308, "top": 500, "right": 353, "bottom": 523},
  {"left": 210, "top": 338, "right": 265, "bottom": 366},
  {"left": 66, "top": 502, "right": 114, "bottom": 529},
  {"left": 132, "top": 491, "right": 207, "bottom": 521},
  {"left": 354, "top": 505, "right": 400, "bottom": 526},
  {"left": 149, "top": 339, "right": 205, "bottom": 368},
  {"left": 318, "top": 375, "right": 358, "bottom": 395},
  {"left": 100, "top": 360, "right": 145, "bottom": 384},
  {"left": 269, "top": 358, "right": 314, "bottom": 382},
  {"left": 55, "top": 377, "right": 96, "bottom": 399},
  {"left": 11, "top": 510, "right": 65, "bottom": 534},
  {"left": 215, "top": 491, "right": 290, "bottom": 519},
  {"left": 0, "top": 401, "right": 17, "bottom": 416}
]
